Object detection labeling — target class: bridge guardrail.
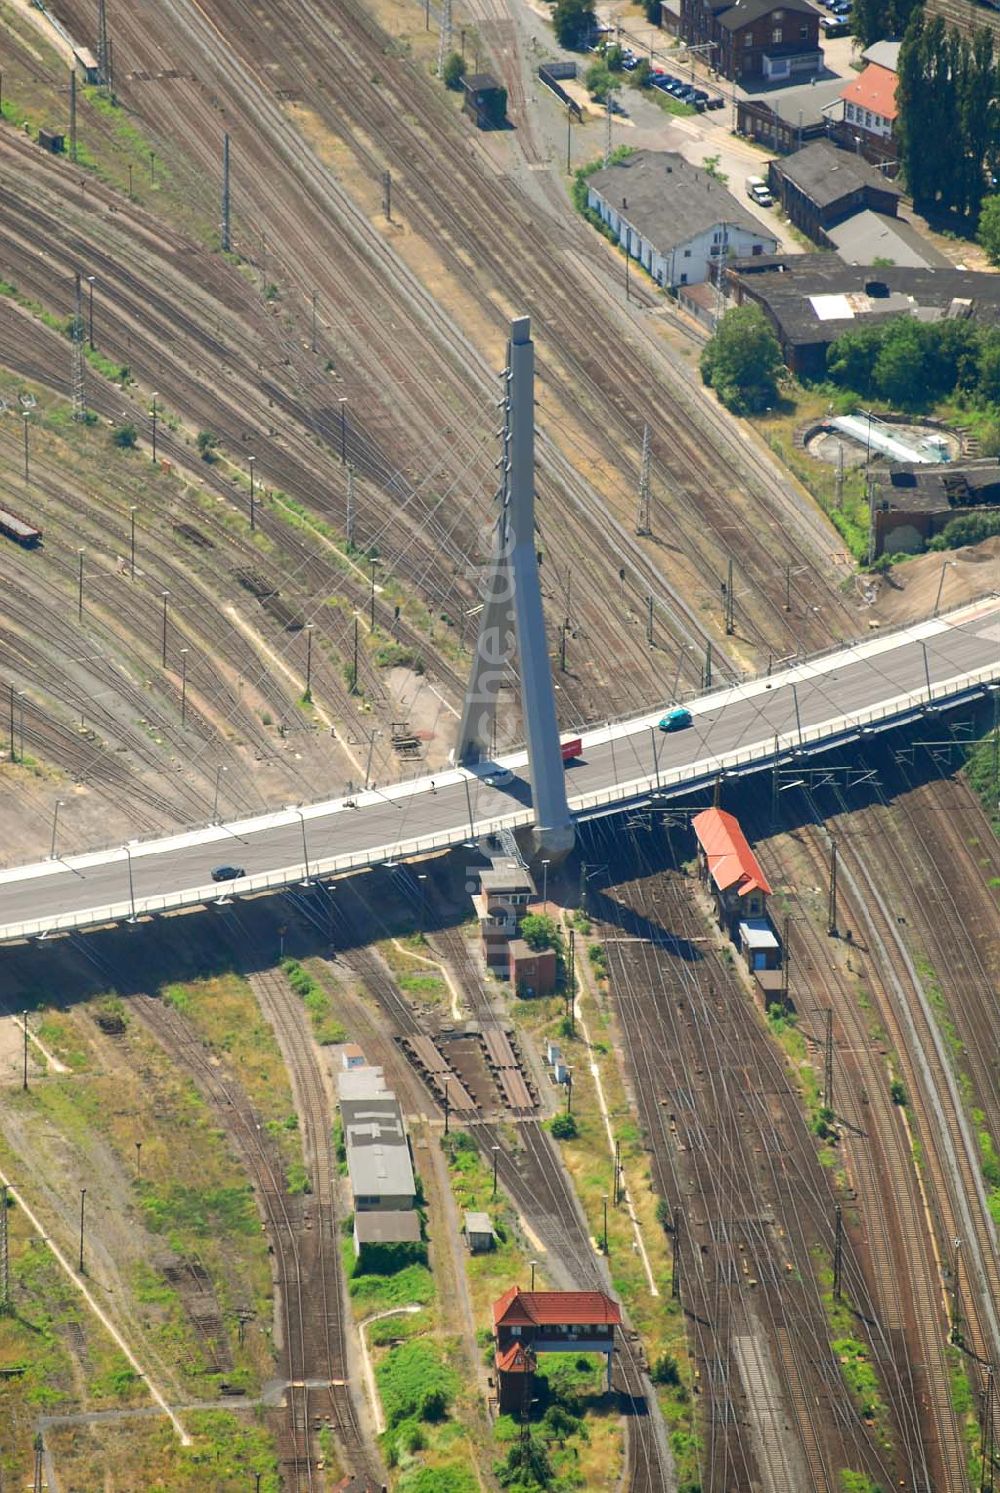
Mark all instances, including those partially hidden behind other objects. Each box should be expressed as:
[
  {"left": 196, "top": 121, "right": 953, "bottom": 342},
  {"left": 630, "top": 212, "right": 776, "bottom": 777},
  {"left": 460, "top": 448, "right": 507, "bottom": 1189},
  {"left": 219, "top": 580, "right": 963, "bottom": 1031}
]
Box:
[{"left": 2, "top": 663, "right": 997, "bottom": 943}]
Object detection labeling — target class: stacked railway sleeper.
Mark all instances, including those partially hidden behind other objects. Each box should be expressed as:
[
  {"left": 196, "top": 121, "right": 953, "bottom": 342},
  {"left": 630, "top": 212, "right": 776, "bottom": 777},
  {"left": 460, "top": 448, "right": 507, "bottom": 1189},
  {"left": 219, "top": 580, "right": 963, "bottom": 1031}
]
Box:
[
  {"left": 579, "top": 816, "right": 915, "bottom": 1492},
  {"left": 321, "top": 889, "right": 672, "bottom": 1493}
]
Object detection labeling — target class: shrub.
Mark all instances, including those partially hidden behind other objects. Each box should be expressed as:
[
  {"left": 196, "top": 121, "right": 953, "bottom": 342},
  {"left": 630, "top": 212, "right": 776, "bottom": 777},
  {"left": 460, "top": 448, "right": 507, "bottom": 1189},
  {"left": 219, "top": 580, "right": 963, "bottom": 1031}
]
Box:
[
  {"left": 700, "top": 306, "right": 783, "bottom": 415},
  {"left": 375, "top": 1341, "right": 458, "bottom": 1428},
  {"left": 519, "top": 913, "right": 560, "bottom": 951},
  {"left": 112, "top": 423, "right": 137, "bottom": 448},
  {"left": 196, "top": 429, "right": 219, "bottom": 461},
  {"left": 890, "top": 1079, "right": 907, "bottom": 1106},
  {"left": 651, "top": 1352, "right": 680, "bottom": 1385},
  {"left": 550, "top": 1112, "right": 578, "bottom": 1140},
  {"left": 442, "top": 51, "right": 465, "bottom": 89}
]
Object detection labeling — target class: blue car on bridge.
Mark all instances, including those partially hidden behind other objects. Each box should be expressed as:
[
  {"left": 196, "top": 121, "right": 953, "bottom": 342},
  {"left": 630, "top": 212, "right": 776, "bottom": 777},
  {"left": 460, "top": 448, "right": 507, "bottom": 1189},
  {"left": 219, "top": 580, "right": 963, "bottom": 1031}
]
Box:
[{"left": 658, "top": 706, "right": 692, "bottom": 732}]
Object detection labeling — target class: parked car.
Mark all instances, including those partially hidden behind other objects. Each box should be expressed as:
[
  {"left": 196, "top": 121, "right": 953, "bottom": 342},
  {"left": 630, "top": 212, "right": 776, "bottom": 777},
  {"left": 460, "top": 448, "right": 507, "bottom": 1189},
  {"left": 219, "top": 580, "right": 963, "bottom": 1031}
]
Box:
[
  {"left": 706, "top": 94, "right": 725, "bottom": 109},
  {"left": 211, "top": 864, "right": 246, "bottom": 882},
  {"left": 658, "top": 706, "right": 693, "bottom": 733}
]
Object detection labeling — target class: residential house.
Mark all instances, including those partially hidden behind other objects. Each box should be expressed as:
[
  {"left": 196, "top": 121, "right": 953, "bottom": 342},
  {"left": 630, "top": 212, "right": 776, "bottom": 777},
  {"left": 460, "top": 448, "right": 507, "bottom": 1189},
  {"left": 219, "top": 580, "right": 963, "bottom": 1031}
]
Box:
[
  {"left": 680, "top": 0, "right": 822, "bottom": 83},
  {"left": 826, "top": 53, "right": 899, "bottom": 166},
  {"left": 586, "top": 151, "right": 778, "bottom": 290},
  {"left": 767, "top": 140, "right": 901, "bottom": 245}
]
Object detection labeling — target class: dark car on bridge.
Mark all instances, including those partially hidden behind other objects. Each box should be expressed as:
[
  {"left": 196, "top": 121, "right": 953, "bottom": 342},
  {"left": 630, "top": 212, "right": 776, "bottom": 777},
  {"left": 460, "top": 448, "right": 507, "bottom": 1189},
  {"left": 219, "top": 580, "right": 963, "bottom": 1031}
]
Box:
[{"left": 211, "top": 864, "right": 246, "bottom": 882}]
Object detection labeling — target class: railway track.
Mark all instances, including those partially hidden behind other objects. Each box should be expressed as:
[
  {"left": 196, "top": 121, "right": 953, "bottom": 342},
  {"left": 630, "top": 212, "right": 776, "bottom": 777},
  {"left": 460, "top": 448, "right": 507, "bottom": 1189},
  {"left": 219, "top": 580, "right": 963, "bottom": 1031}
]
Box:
[
  {"left": 319, "top": 881, "right": 673, "bottom": 1492},
  {"left": 584, "top": 819, "right": 906, "bottom": 1491},
  {"left": 248, "top": 964, "right": 382, "bottom": 1488},
  {"left": 131, "top": 990, "right": 321, "bottom": 1487},
  {"left": 757, "top": 806, "right": 959, "bottom": 1489},
  {"left": 27, "top": 0, "right": 859, "bottom": 728}
]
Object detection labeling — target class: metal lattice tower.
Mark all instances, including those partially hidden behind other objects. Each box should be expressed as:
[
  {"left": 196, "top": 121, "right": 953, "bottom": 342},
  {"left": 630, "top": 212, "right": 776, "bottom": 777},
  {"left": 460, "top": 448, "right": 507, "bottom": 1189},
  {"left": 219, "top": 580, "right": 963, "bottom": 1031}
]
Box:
[
  {"left": 71, "top": 273, "right": 86, "bottom": 422},
  {"left": 437, "top": 0, "right": 452, "bottom": 77},
  {"left": 97, "top": 0, "right": 110, "bottom": 90},
  {"left": 221, "top": 133, "right": 231, "bottom": 253},
  {"left": 456, "top": 317, "right": 574, "bottom": 862},
  {"left": 0, "top": 1183, "right": 10, "bottom": 1316},
  {"left": 636, "top": 423, "right": 651, "bottom": 535}
]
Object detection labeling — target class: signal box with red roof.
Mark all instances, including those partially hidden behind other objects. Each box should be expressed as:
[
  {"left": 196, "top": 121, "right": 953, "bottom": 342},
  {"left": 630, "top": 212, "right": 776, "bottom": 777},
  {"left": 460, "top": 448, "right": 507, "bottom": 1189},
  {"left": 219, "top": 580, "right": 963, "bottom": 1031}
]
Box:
[
  {"left": 691, "top": 808, "right": 781, "bottom": 975},
  {"left": 492, "top": 1286, "right": 621, "bottom": 1412}
]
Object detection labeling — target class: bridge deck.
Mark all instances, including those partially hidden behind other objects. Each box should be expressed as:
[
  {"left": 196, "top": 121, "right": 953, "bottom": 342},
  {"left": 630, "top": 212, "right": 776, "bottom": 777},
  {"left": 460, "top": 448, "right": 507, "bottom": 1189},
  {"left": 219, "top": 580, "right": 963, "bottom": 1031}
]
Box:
[{"left": 0, "top": 599, "right": 997, "bottom": 942}]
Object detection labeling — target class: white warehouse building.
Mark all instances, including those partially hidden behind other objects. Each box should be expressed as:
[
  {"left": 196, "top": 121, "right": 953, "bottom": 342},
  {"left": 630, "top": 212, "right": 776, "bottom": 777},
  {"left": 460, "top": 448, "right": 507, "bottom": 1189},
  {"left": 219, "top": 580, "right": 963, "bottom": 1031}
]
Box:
[{"left": 587, "top": 150, "right": 778, "bottom": 291}]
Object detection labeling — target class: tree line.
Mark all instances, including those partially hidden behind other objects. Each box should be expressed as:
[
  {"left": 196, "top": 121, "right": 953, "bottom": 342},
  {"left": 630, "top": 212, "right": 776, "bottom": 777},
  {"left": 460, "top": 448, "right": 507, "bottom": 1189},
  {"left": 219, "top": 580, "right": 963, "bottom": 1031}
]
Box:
[
  {"left": 825, "top": 315, "right": 1000, "bottom": 410},
  {"left": 897, "top": 12, "right": 1000, "bottom": 216}
]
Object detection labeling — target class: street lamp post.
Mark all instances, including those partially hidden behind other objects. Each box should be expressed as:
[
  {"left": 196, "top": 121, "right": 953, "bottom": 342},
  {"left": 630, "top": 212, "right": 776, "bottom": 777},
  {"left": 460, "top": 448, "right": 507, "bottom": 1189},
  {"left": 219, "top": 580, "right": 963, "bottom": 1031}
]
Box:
[
  {"left": 338, "top": 398, "right": 348, "bottom": 464},
  {"left": 529, "top": 1259, "right": 538, "bottom": 1291},
  {"left": 541, "top": 859, "right": 550, "bottom": 912},
  {"left": 50, "top": 799, "right": 64, "bottom": 860},
  {"left": 180, "top": 648, "right": 189, "bottom": 726},
  {"left": 566, "top": 1067, "right": 573, "bottom": 1114},
  {"left": 369, "top": 556, "right": 379, "bottom": 631},
  {"left": 933, "top": 558, "right": 956, "bottom": 617},
  {"left": 304, "top": 624, "right": 313, "bottom": 702},
  {"left": 135, "top": 1141, "right": 142, "bottom": 1179},
  {"left": 492, "top": 1144, "right": 500, "bottom": 1200},
  {"left": 161, "top": 591, "right": 170, "bottom": 667},
  {"left": 124, "top": 844, "right": 138, "bottom": 922},
  {"left": 602, "top": 1193, "right": 609, "bottom": 1255},
  {"left": 212, "top": 764, "right": 227, "bottom": 823},
  {"left": 78, "top": 1188, "right": 87, "bottom": 1274},
  {"left": 443, "top": 1076, "right": 450, "bottom": 1136},
  {"left": 295, "top": 808, "right": 311, "bottom": 884},
  {"left": 129, "top": 505, "right": 137, "bottom": 579},
  {"left": 248, "top": 455, "right": 256, "bottom": 531},
  {"left": 86, "top": 275, "right": 95, "bottom": 349},
  {"left": 77, "top": 548, "right": 85, "bottom": 623},
  {"left": 22, "top": 412, "right": 29, "bottom": 483}
]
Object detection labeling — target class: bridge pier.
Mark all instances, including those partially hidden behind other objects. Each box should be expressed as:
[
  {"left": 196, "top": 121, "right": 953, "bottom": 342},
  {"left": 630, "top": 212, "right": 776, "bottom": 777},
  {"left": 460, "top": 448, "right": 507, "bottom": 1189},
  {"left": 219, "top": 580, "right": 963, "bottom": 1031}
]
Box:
[{"left": 456, "top": 317, "right": 574, "bottom": 865}]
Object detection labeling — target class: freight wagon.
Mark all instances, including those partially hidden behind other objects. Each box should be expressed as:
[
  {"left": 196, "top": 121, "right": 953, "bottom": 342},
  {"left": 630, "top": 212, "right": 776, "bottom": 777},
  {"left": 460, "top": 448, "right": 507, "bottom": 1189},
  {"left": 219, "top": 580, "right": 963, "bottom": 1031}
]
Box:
[{"left": 0, "top": 506, "right": 42, "bottom": 547}]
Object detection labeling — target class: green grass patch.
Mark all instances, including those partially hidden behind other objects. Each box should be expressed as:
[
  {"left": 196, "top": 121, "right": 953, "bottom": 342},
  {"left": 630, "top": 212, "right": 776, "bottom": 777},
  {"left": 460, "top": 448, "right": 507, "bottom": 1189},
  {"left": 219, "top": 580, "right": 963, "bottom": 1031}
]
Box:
[
  {"left": 348, "top": 1262, "right": 435, "bottom": 1311},
  {"left": 280, "top": 958, "right": 347, "bottom": 1044},
  {"left": 376, "top": 1339, "right": 459, "bottom": 1429}
]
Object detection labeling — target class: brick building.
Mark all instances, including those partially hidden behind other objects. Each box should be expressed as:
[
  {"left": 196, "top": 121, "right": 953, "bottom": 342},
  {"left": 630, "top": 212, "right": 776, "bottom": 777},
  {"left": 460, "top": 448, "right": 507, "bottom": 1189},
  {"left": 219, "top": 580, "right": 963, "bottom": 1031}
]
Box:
[{"left": 680, "top": 0, "right": 822, "bottom": 83}]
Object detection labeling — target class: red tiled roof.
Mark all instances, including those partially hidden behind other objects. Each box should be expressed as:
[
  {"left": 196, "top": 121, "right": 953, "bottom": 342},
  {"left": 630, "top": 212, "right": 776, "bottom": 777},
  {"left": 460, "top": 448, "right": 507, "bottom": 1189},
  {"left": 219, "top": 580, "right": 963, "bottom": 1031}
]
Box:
[
  {"left": 691, "top": 808, "right": 772, "bottom": 898},
  {"left": 841, "top": 63, "right": 898, "bottom": 121},
  {"left": 495, "top": 1342, "right": 533, "bottom": 1373},
  {"left": 492, "top": 1286, "right": 622, "bottom": 1329}
]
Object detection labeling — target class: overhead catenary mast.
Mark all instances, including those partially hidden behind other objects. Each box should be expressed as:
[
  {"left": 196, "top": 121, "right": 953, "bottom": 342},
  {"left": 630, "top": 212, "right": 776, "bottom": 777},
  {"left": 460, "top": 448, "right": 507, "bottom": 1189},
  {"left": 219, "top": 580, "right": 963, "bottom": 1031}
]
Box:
[
  {"left": 222, "top": 135, "right": 232, "bottom": 253},
  {"left": 71, "top": 272, "right": 87, "bottom": 422}
]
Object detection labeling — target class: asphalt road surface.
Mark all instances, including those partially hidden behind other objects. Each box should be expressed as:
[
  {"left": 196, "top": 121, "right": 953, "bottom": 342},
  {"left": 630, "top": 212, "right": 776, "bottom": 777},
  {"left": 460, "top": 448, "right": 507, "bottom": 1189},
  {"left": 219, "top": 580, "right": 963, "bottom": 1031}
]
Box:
[{"left": 1, "top": 603, "right": 997, "bottom": 938}]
